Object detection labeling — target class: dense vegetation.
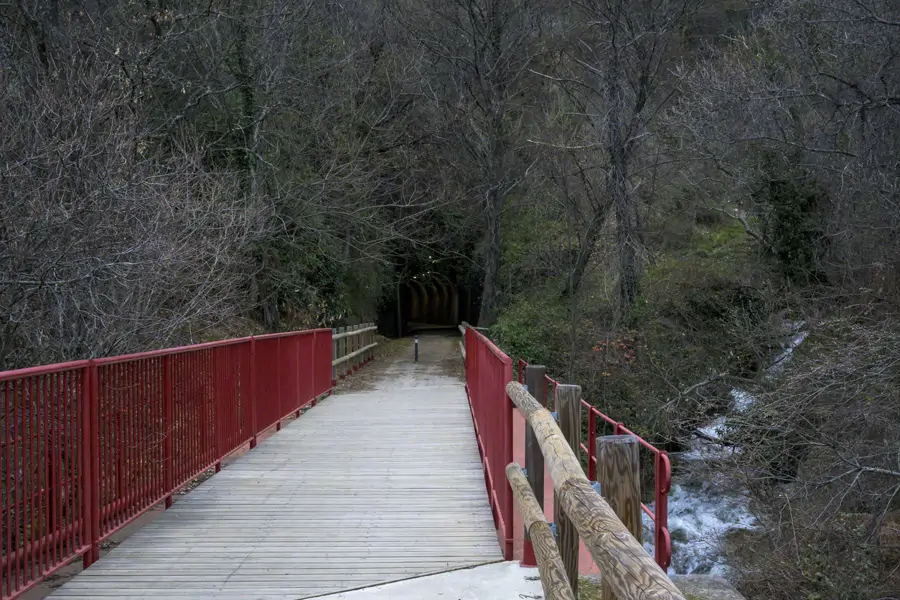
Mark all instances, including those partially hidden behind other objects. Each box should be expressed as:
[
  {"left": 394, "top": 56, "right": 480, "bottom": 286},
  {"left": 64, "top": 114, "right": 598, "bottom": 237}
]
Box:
[{"left": 2, "top": 1, "right": 898, "bottom": 597}]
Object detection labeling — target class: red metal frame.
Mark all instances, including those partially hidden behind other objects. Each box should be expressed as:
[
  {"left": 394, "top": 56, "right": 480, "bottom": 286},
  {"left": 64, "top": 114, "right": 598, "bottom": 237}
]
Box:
[
  {"left": 463, "top": 328, "right": 514, "bottom": 561},
  {"left": 1, "top": 328, "right": 335, "bottom": 600},
  {"left": 515, "top": 358, "right": 672, "bottom": 570}
]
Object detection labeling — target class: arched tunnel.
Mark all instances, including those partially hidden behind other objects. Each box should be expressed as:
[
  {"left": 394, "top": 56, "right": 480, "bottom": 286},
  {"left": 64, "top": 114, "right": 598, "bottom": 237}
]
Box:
[{"left": 379, "top": 275, "right": 480, "bottom": 337}]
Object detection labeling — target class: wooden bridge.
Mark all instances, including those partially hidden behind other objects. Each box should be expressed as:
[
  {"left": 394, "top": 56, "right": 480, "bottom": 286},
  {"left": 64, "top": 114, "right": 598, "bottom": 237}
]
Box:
[{"left": 2, "top": 325, "right": 686, "bottom": 600}]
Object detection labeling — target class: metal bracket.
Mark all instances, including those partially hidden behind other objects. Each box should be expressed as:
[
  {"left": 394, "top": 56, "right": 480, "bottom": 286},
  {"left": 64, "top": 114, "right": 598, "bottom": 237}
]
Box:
[
  {"left": 521, "top": 467, "right": 527, "bottom": 477},
  {"left": 550, "top": 411, "right": 559, "bottom": 422},
  {"left": 592, "top": 481, "right": 602, "bottom": 495},
  {"left": 549, "top": 522, "right": 557, "bottom": 538}
]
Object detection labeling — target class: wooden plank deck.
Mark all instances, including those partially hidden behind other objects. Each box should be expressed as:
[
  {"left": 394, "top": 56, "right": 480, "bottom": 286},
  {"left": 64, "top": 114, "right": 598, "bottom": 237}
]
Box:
[{"left": 51, "top": 349, "right": 501, "bottom": 599}]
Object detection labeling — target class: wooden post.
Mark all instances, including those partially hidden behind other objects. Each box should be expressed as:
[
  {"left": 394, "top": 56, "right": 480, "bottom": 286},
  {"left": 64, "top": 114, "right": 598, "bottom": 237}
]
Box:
[
  {"left": 598, "top": 435, "right": 642, "bottom": 600},
  {"left": 347, "top": 325, "right": 353, "bottom": 372},
  {"left": 338, "top": 326, "right": 347, "bottom": 379},
  {"left": 353, "top": 325, "right": 361, "bottom": 371},
  {"left": 507, "top": 463, "right": 577, "bottom": 600},
  {"left": 331, "top": 328, "right": 337, "bottom": 386},
  {"left": 555, "top": 384, "right": 581, "bottom": 595},
  {"left": 348, "top": 325, "right": 355, "bottom": 372},
  {"left": 506, "top": 381, "right": 686, "bottom": 600},
  {"left": 362, "top": 324, "right": 368, "bottom": 364},
  {"left": 523, "top": 365, "right": 548, "bottom": 567},
  {"left": 358, "top": 325, "right": 364, "bottom": 370}
]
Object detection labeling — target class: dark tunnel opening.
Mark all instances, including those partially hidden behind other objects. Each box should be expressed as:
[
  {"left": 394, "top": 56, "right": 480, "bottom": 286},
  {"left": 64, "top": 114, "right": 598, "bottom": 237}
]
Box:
[{"left": 378, "top": 277, "right": 480, "bottom": 338}]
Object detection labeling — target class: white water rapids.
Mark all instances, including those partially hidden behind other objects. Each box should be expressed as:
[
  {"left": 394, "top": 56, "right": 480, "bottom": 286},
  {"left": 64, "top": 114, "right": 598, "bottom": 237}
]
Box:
[{"left": 642, "top": 323, "right": 809, "bottom": 576}]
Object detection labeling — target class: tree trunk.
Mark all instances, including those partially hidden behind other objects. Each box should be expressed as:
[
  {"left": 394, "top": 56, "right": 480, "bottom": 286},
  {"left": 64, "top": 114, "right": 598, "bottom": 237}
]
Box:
[
  {"left": 604, "top": 48, "right": 640, "bottom": 313},
  {"left": 478, "top": 187, "right": 502, "bottom": 327},
  {"left": 564, "top": 197, "right": 612, "bottom": 297},
  {"left": 610, "top": 153, "right": 639, "bottom": 310}
]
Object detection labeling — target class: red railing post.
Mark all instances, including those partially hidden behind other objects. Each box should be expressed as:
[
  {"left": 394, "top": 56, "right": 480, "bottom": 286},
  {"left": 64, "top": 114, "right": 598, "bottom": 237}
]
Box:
[
  {"left": 80, "top": 361, "right": 100, "bottom": 568},
  {"left": 275, "top": 337, "right": 283, "bottom": 432},
  {"left": 502, "top": 359, "right": 514, "bottom": 561},
  {"left": 249, "top": 337, "right": 258, "bottom": 449},
  {"left": 296, "top": 333, "right": 304, "bottom": 415},
  {"left": 656, "top": 452, "right": 672, "bottom": 569},
  {"left": 587, "top": 408, "right": 597, "bottom": 480},
  {"left": 163, "top": 355, "right": 174, "bottom": 509},
  {"left": 311, "top": 330, "right": 318, "bottom": 408},
  {"left": 214, "top": 347, "right": 223, "bottom": 473}
]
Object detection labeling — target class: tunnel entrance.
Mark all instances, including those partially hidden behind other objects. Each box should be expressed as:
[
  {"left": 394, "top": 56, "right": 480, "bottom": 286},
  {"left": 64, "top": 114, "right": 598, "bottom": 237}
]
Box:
[{"left": 379, "top": 275, "right": 480, "bottom": 338}]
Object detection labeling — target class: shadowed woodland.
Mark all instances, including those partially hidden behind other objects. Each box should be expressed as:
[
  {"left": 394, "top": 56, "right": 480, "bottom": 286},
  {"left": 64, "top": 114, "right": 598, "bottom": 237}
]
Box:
[{"left": 2, "top": 1, "right": 899, "bottom": 597}]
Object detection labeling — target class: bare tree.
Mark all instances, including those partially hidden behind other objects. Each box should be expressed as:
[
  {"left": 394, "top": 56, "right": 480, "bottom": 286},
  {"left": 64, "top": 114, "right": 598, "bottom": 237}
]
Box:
[
  {"left": 669, "top": 0, "right": 900, "bottom": 293},
  {"left": 393, "top": 0, "right": 547, "bottom": 326},
  {"left": 661, "top": 2, "right": 900, "bottom": 595},
  {"left": 0, "top": 16, "right": 264, "bottom": 367},
  {"left": 546, "top": 0, "right": 702, "bottom": 309},
  {"left": 1, "top": 0, "right": 432, "bottom": 366}
]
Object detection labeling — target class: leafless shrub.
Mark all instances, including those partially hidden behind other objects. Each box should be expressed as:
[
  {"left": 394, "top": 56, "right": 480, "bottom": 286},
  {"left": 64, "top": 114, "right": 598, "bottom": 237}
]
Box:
[
  {"left": 728, "top": 312, "right": 900, "bottom": 598},
  {"left": 0, "top": 15, "right": 265, "bottom": 369},
  {"left": 668, "top": 0, "right": 900, "bottom": 296}
]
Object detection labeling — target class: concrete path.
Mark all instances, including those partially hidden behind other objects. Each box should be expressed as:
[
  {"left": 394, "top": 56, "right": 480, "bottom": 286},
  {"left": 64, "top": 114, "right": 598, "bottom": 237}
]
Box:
[
  {"left": 50, "top": 336, "right": 502, "bottom": 599},
  {"left": 317, "top": 562, "right": 543, "bottom": 600}
]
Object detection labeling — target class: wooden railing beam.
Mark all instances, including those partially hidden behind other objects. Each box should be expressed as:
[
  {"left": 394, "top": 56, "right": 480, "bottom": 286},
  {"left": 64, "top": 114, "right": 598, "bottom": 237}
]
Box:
[
  {"left": 507, "top": 463, "right": 576, "bottom": 600},
  {"left": 506, "top": 381, "right": 686, "bottom": 600},
  {"left": 332, "top": 325, "right": 378, "bottom": 341}
]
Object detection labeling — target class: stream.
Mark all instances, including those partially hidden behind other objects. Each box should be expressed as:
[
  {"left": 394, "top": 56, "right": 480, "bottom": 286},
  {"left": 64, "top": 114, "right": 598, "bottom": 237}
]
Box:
[{"left": 643, "top": 323, "right": 809, "bottom": 576}]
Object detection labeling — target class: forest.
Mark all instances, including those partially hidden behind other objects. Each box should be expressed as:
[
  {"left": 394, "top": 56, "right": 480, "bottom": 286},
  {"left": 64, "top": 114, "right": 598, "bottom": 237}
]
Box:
[{"left": 2, "top": 1, "right": 898, "bottom": 597}]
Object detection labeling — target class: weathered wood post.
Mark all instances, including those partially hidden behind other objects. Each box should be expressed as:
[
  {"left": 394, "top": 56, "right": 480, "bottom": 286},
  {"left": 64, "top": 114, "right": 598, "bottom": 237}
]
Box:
[
  {"left": 555, "top": 384, "right": 582, "bottom": 594},
  {"left": 347, "top": 325, "right": 359, "bottom": 375},
  {"left": 338, "top": 326, "right": 347, "bottom": 379},
  {"left": 506, "top": 381, "right": 686, "bottom": 600},
  {"left": 364, "top": 323, "right": 370, "bottom": 364},
  {"left": 523, "top": 365, "right": 548, "bottom": 567},
  {"left": 350, "top": 325, "right": 362, "bottom": 373},
  {"left": 347, "top": 324, "right": 354, "bottom": 372},
  {"left": 598, "top": 435, "right": 642, "bottom": 600},
  {"left": 331, "top": 327, "right": 337, "bottom": 386},
  {"left": 507, "top": 464, "right": 577, "bottom": 600}
]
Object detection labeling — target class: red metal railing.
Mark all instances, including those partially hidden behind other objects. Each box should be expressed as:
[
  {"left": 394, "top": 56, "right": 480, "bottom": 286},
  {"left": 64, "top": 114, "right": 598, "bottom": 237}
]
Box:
[
  {"left": 464, "top": 328, "right": 514, "bottom": 560},
  {"left": 516, "top": 358, "right": 672, "bottom": 570},
  {"left": 1, "top": 329, "right": 333, "bottom": 600}
]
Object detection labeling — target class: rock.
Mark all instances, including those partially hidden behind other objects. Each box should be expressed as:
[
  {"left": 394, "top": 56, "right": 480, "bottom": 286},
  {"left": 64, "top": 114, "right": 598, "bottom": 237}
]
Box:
[
  {"left": 670, "top": 527, "right": 690, "bottom": 544},
  {"left": 671, "top": 574, "right": 746, "bottom": 600}
]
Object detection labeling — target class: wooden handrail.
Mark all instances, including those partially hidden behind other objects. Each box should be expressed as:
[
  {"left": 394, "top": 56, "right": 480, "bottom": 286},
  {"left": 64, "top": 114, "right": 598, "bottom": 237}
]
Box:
[
  {"left": 332, "top": 325, "right": 378, "bottom": 340},
  {"left": 458, "top": 322, "right": 467, "bottom": 359},
  {"left": 331, "top": 323, "right": 377, "bottom": 380},
  {"left": 332, "top": 343, "right": 378, "bottom": 367},
  {"left": 507, "top": 463, "right": 576, "bottom": 600},
  {"left": 507, "top": 381, "right": 686, "bottom": 600}
]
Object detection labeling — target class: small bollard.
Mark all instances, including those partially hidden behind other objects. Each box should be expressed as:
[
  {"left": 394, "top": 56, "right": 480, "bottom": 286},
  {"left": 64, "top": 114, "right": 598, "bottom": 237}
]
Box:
[{"left": 414, "top": 335, "right": 419, "bottom": 361}]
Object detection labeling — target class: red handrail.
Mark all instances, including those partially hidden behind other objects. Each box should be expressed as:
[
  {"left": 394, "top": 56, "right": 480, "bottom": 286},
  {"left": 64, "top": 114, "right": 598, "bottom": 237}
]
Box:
[
  {"left": 515, "top": 357, "right": 671, "bottom": 570},
  {"left": 1, "top": 328, "right": 334, "bottom": 600},
  {"left": 464, "top": 328, "right": 514, "bottom": 560}
]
